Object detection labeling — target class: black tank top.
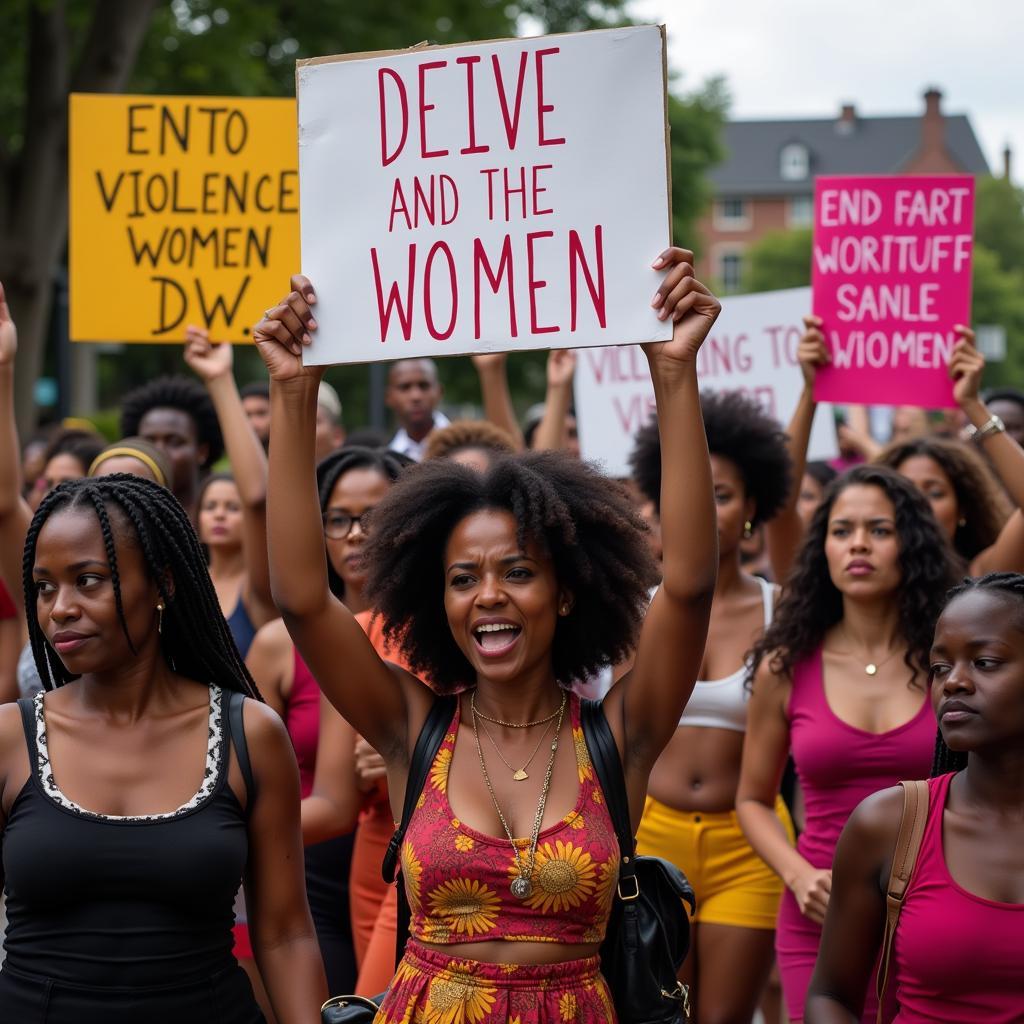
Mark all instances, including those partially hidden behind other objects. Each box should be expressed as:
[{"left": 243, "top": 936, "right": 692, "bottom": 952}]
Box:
[{"left": 2, "top": 686, "right": 252, "bottom": 987}]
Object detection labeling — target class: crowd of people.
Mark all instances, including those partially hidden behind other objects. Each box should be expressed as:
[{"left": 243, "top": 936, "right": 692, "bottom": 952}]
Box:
[{"left": 0, "top": 249, "right": 1021, "bottom": 1024}]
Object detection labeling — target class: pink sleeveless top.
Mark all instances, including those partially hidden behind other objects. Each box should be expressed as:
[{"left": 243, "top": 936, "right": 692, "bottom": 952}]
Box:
[
  {"left": 284, "top": 649, "right": 320, "bottom": 799},
  {"left": 892, "top": 772, "right": 1024, "bottom": 1021},
  {"left": 401, "top": 692, "right": 620, "bottom": 945},
  {"left": 788, "top": 649, "right": 934, "bottom": 869}
]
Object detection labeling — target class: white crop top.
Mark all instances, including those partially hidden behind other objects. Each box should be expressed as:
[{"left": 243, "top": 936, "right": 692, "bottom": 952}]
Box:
[{"left": 678, "top": 575, "right": 775, "bottom": 732}]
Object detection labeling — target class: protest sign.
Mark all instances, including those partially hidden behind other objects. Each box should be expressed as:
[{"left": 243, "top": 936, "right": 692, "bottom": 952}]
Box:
[
  {"left": 69, "top": 94, "right": 299, "bottom": 343},
  {"left": 574, "top": 287, "right": 837, "bottom": 477},
  {"left": 296, "top": 26, "right": 673, "bottom": 366},
  {"left": 811, "top": 174, "right": 974, "bottom": 408}
]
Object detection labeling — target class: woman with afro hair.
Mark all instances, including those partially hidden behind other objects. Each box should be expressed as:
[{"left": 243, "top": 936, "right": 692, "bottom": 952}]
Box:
[
  {"left": 254, "top": 250, "right": 720, "bottom": 1024},
  {"left": 630, "top": 390, "right": 796, "bottom": 1024},
  {"left": 736, "top": 464, "right": 959, "bottom": 1023}
]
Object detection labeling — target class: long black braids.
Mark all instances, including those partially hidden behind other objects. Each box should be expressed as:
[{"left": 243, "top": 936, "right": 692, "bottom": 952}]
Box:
[
  {"left": 22, "top": 474, "right": 260, "bottom": 696},
  {"left": 930, "top": 572, "right": 1024, "bottom": 775}
]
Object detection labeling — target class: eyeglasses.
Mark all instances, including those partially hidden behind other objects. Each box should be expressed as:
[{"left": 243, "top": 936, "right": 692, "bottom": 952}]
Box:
[{"left": 323, "top": 512, "right": 372, "bottom": 539}]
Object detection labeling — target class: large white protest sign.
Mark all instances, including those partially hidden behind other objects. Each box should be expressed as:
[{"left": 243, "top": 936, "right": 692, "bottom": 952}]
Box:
[
  {"left": 575, "top": 287, "right": 838, "bottom": 477},
  {"left": 296, "top": 27, "right": 673, "bottom": 366}
]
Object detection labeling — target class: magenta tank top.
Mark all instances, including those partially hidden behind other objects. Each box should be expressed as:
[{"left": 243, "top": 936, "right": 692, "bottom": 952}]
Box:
[
  {"left": 788, "top": 648, "right": 934, "bottom": 869},
  {"left": 892, "top": 772, "right": 1024, "bottom": 1021},
  {"left": 284, "top": 649, "right": 320, "bottom": 799}
]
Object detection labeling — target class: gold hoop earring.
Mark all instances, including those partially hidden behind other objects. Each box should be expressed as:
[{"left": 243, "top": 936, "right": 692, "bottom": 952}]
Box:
[
  {"left": 156, "top": 602, "right": 165, "bottom": 634},
  {"left": 743, "top": 521, "right": 754, "bottom": 539},
  {"left": 559, "top": 602, "right": 571, "bottom": 617}
]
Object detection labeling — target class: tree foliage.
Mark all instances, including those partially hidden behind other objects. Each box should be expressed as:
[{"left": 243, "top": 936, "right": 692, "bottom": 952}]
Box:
[{"left": 1, "top": 0, "right": 726, "bottom": 430}]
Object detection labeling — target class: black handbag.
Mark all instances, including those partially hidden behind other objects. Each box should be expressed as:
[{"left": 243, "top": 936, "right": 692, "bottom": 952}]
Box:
[
  {"left": 321, "top": 695, "right": 457, "bottom": 1024},
  {"left": 580, "top": 699, "right": 696, "bottom": 1024}
]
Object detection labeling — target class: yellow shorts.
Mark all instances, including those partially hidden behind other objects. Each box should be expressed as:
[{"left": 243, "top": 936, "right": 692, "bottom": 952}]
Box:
[{"left": 636, "top": 794, "right": 794, "bottom": 930}]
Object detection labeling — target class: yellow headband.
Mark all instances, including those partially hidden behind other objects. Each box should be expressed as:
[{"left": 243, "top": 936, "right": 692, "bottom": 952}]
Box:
[{"left": 89, "top": 447, "right": 167, "bottom": 488}]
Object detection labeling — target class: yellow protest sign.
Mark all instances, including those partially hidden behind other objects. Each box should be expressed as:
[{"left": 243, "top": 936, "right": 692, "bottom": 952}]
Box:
[{"left": 70, "top": 93, "right": 299, "bottom": 343}]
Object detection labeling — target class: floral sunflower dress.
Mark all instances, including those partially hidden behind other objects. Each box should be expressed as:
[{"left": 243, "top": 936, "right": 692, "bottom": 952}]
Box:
[{"left": 377, "top": 691, "right": 621, "bottom": 1024}]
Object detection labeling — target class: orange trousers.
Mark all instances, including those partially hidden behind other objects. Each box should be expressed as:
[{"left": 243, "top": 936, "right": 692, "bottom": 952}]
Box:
[{"left": 350, "top": 802, "right": 400, "bottom": 996}]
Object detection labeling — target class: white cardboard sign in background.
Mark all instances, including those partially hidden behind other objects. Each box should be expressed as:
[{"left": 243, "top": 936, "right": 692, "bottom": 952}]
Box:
[
  {"left": 297, "top": 27, "right": 673, "bottom": 366},
  {"left": 574, "top": 287, "right": 838, "bottom": 477}
]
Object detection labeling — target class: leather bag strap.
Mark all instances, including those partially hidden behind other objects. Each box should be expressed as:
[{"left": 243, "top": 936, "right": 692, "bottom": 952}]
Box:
[
  {"left": 381, "top": 694, "right": 457, "bottom": 884},
  {"left": 875, "top": 779, "right": 929, "bottom": 1023},
  {"left": 580, "top": 698, "right": 635, "bottom": 875},
  {"left": 228, "top": 691, "right": 256, "bottom": 810}
]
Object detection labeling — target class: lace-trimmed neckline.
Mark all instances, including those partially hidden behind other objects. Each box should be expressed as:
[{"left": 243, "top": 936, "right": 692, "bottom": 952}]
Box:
[{"left": 32, "top": 686, "right": 225, "bottom": 822}]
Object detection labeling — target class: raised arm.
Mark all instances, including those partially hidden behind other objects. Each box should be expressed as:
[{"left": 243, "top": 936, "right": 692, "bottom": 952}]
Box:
[
  {"left": 255, "top": 276, "right": 430, "bottom": 758},
  {"left": 736, "top": 660, "right": 830, "bottom": 923},
  {"left": 950, "top": 329, "right": 1024, "bottom": 575},
  {"left": 184, "top": 327, "right": 276, "bottom": 626},
  {"left": 767, "top": 315, "right": 828, "bottom": 582},
  {"left": 301, "top": 694, "right": 361, "bottom": 846},
  {"left": 0, "top": 284, "right": 31, "bottom": 611},
  {"left": 471, "top": 352, "right": 525, "bottom": 449},
  {"left": 531, "top": 349, "right": 577, "bottom": 452},
  {"left": 805, "top": 788, "right": 902, "bottom": 1023},
  {"left": 603, "top": 248, "right": 718, "bottom": 816}
]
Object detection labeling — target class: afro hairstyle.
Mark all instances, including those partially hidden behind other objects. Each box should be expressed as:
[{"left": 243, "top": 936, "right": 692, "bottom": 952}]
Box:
[
  {"left": 630, "top": 390, "right": 793, "bottom": 524},
  {"left": 361, "top": 450, "right": 660, "bottom": 692}
]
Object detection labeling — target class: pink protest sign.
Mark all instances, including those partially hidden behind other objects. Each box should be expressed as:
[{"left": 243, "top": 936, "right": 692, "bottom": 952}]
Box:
[{"left": 811, "top": 175, "right": 974, "bottom": 408}]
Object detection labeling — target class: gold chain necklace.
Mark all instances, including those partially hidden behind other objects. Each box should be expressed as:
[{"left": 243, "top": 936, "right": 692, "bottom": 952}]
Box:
[
  {"left": 471, "top": 694, "right": 564, "bottom": 729},
  {"left": 472, "top": 691, "right": 562, "bottom": 781},
  {"left": 471, "top": 694, "right": 566, "bottom": 899}
]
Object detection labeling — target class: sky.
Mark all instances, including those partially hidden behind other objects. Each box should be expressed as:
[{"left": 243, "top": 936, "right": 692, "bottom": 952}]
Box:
[{"left": 629, "top": 0, "right": 1023, "bottom": 182}]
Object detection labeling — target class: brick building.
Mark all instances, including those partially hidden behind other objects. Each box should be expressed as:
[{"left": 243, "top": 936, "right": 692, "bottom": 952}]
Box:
[{"left": 697, "top": 88, "right": 990, "bottom": 291}]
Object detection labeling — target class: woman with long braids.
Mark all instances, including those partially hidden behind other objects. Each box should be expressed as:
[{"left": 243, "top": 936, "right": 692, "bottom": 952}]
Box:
[
  {"left": 0, "top": 475, "right": 325, "bottom": 1022},
  {"left": 246, "top": 445, "right": 414, "bottom": 998},
  {"left": 736, "top": 465, "right": 958, "bottom": 1023},
  {"left": 255, "top": 250, "right": 719, "bottom": 1024},
  {"left": 629, "top": 391, "right": 795, "bottom": 1024},
  {"left": 806, "top": 574, "right": 1024, "bottom": 1022}
]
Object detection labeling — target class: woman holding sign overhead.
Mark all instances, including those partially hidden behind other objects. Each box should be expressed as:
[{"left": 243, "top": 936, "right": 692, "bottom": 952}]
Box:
[
  {"left": 254, "top": 248, "right": 719, "bottom": 1024},
  {"left": 774, "top": 319, "right": 1024, "bottom": 581}
]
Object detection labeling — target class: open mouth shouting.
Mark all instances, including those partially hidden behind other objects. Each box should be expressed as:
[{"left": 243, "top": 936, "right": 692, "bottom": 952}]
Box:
[{"left": 471, "top": 617, "right": 523, "bottom": 658}]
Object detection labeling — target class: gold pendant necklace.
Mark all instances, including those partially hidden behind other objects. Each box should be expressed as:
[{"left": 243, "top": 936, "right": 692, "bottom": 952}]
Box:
[
  {"left": 840, "top": 627, "right": 902, "bottom": 676},
  {"left": 471, "top": 694, "right": 566, "bottom": 899},
  {"left": 472, "top": 691, "right": 562, "bottom": 780},
  {"left": 471, "top": 695, "right": 564, "bottom": 729}
]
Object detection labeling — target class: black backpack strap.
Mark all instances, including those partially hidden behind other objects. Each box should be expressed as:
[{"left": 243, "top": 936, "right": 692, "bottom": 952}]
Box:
[
  {"left": 580, "top": 698, "right": 635, "bottom": 874},
  {"left": 383, "top": 694, "right": 457, "bottom": 969},
  {"left": 381, "top": 693, "right": 457, "bottom": 884},
  {"left": 16, "top": 696, "right": 39, "bottom": 763},
  {"left": 227, "top": 690, "right": 256, "bottom": 811}
]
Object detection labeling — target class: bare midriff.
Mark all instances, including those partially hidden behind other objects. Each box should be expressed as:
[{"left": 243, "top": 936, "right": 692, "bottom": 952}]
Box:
[
  {"left": 418, "top": 938, "right": 602, "bottom": 964},
  {"left": 646, "top": 725, "right": 746, "bottom": 813}
]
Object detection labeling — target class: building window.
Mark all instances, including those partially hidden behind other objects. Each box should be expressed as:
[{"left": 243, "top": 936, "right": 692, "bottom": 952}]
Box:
[
  {"left": 720, "top": 251, "right": 743, "bottom": 292},
  {"left": 780, "top": 143, "right": 809, "bottom": 181},
  {"left": 713, "top": 197, "right": 750, "bottom": 230},
  {"left": 788, "top": 194, "right": 814, "bottom": 227}
]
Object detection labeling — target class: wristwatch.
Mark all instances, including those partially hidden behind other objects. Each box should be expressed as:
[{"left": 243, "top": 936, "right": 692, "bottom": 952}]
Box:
[{"left": 961, "top": 414, "right": 1006, "bottom": 444}]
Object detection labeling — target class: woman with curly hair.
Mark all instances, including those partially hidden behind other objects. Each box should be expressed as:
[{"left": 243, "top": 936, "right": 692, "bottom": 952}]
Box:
[
  {"left": 254, "top": 249, "right": 720, "bottom": 1024},
  {"left": 779, "top": 318, "right": 1024, "bottom": 580},
  {"left": 736, "top": 464, "right": 959, "bottom": 1023},
  {"left": 630, "top": 391, "right": 795, "bottom": 1023}
]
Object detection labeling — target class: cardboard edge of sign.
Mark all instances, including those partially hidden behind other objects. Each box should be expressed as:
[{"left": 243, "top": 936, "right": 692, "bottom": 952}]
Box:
[{"left": 293, "top": 24, "right": 673, "bottom": 242}]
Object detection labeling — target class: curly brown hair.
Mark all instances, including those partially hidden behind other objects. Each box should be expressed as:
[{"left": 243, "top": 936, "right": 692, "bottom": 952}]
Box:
[
  {"left": 424, "top": 420, "right": 517, "bottom": 462},
  {"left": 874, "top": 437, "right": 1011, "bottom": 562},
  {"left": 361, "top": 451, "right": 660, "bottom": 692},
  {"left": 749, "top": 464, "right": 959, "bottom": 685}
]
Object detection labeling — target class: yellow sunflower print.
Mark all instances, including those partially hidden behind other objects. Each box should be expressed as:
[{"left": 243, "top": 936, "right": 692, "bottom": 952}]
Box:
[
  {"left": 513, "top": 839, "right": 597, "bottom": 913},
  {"left": 427, "top": 878, "right": 500, "bottom": 937},
  {"left": 572, "top": 726, "right": 594, "bottom": 784},
  {"left": 401, "top": 841, "right": 423, "bottom": 913},
  {"left": 559, "top": 991, "right": 578, "bottom": 1022},
  {"left": 423, "top": 965, "right": 496, "bottom": 1024},
  {"left": 431, "top": 747, "right": 453, "bottom": 791},
  {"left": 454, "top": 834, "right": 475, "bottom": 853},
  {"left": 593, "top": 857, "right": 618, "bottom": 912}
]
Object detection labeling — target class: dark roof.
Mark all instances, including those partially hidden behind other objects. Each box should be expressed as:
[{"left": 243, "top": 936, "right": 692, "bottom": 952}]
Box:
[{"left": 709, "top": 114, "right": 990, "bottom": 196}]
